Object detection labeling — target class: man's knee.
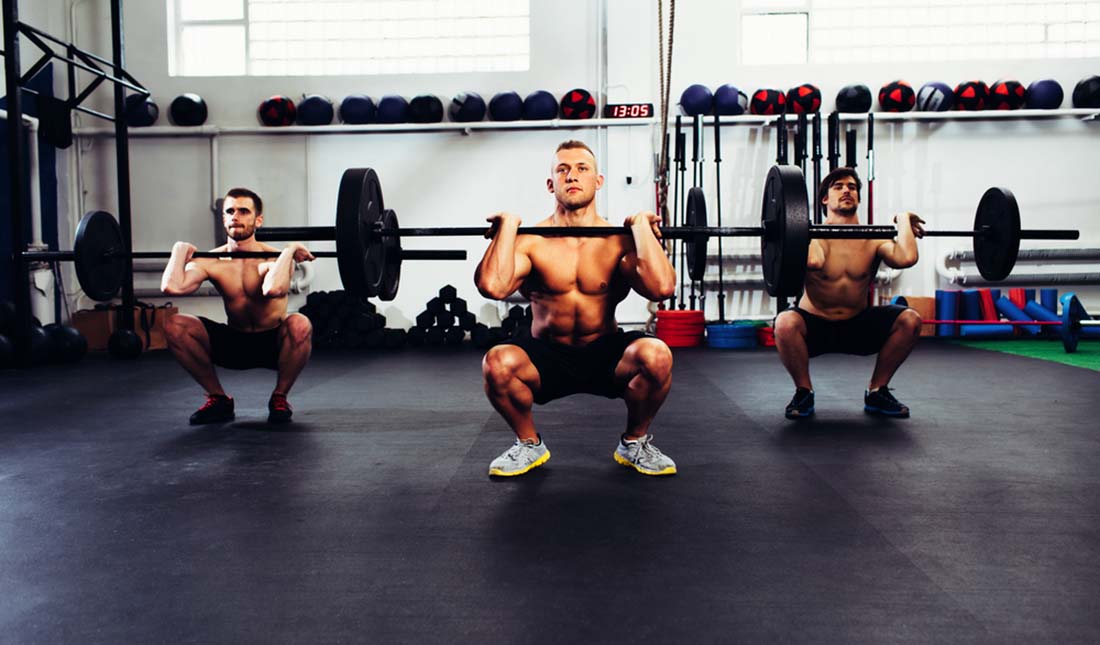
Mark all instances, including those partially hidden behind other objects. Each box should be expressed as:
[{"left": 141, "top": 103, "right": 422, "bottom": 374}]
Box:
[
  {"left": 283, "top": 314, "right": 313, "bottom": 346},
  {"left": 165, "top": 314, "right": 200, "bottom": 345},
  {"left": 895, "top": 309, "right": 923, "bottom": 337},
  {"left": 773, "top": 311, "right": 804, "bottom": 343},
  {"left": 482, "top": 346, "right": 529, "bottom": 389},
  {"left": 627, "top": 338, "right": 673, "bottom": 380}
]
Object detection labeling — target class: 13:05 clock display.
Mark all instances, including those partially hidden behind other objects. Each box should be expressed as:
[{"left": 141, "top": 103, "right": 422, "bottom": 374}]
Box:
[{"left": 602, "top": 103, "right": 654, "bottom": 118}]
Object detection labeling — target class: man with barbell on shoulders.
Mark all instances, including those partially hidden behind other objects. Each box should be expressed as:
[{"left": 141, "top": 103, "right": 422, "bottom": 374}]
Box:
[
  {"left": 476, "top": 140, "right": 680, "bottom": 476},
  {"left": 773, "top": 167, "right": 925, "bottom": 419},
  {"left": 161, "top": 187, "right": 314, "bottom": 425}
]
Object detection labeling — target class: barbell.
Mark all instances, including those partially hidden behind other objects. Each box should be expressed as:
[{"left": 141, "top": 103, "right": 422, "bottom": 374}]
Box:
[
  {"left": 256, "top": 165, "right": 1079, "bottom": 299},
  {"left": 17, "top": 191, "right": 466, "bottom": 302}
]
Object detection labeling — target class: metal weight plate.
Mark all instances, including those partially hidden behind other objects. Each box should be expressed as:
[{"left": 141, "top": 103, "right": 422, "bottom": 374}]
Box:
[
  {"left": 684, "top": 187, "right": 709, "bottom": 282},
  {"left": 378, "top": 209, "right": 401, "bottom": 301},
  {"left": 73, "top": 210, "right": 126, "bottom": 301},
  {"left": 1060, "top": 292, "right": 1084, "bottom": 353},
  {"left": 760, "top": 165, "right": 810, "bottom": 297},
  {"left": 335, "top": 168, "right": 385, "bottom": 297},
  {"left": 973, "top": 187, "right": 1020, "bottom": 281}
]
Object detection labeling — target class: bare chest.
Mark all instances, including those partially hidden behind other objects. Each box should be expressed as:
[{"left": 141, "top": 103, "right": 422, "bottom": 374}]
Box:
[
  {"left": 527, "top": 239, "right": 624, "bottom": 295},
  {"left": 818, "top": 241, "right": 879, "bottom": 282},
  {"left": 206, "top": 260, "right": 264, "bottom": 297}
]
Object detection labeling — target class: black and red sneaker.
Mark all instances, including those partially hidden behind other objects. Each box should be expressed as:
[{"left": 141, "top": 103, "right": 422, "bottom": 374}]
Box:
[
  {"left": 189, "top": 394, "right": 234, "bottom": 425},
  {"left": 268, "top": 392, "right": 293, "bottom": 424}
]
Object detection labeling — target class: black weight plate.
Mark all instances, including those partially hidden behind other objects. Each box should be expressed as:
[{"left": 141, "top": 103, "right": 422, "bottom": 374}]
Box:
[
  {"left": 973, "top": 187, "right": 1019, "bottom": 281},
  {"left": 1061, "top": 292, "right": 1084, "bottom": 354},
  {"left": 379, "top": 209, "right": 401, "bottom": 301},
  {"left": 335, "top": 168, "right": 385, "bottom": 297},
  {"left": 685, "top": 187, "right": 708, "bottom": 282},
  {"left": 74, "top": 210, "right": 126, "bottom": 301},
  {"left": 760, "top": 165, "right": 809, "bottom": 297}
]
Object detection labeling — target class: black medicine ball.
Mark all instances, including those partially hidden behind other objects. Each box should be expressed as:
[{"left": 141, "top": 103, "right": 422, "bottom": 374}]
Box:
[
  {"left": 835, "top": 84, "right": 872, "bottom": 113},
  {"left": 523, "top": 90, "right": 558, "bottom": 120},
  {"left": 408, "top": 95, "right": 444, "bottom": 123},
  {"left": 340, "top": 95, "right": 376, "bottom": 124},
  {"left": 954, "top": 80, "right": 990, "bottom": 110},
  {"left": 258, "top": 95, "right": 297, "bottom": 126},
  {"left": 1072, "top": 75, "right": 1100, "bottom": 109},
  {"left": 169, "top": 93, "right": 207, "bottom": 126},
  {"left": 989, "top": 79, "right": 1026, "bottom": 110},
  {"left": 489, "top": 91, "right": 523, "bottom": 121},
  {"left": 786, "top": 83, "right": 821, "bottom": 114},
  {"left": 377, "top": 95, "right": 409, "bottom": 124},
  {"left": 878, "top": 80, "right": 915, "bottom": 112},
  {"left": 124, "top": 94, "right": 159, "bottom": 127},
  {"left": 749, "top": 88, "right": 786, "bottom": 115},
  {"left": 560, "top": 88, "right": 596, "bottom": 119},
  {"left": 449, "top": 92, "right": 486, "bottom": 122},
  {"left": 297, "top": 95, "right": 334, "bottom": 125}
]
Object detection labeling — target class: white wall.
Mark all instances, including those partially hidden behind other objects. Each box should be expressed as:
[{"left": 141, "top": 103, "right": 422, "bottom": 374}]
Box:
[{"left": 54, "top": 0, "right": 1100, "bottom": 324}]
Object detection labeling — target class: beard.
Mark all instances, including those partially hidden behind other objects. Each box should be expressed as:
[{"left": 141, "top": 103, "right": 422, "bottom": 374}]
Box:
[
  {"left": 558, "top": 188, "right": 594, "bottom": 211},
  {"left": 225, "top": 223, "right": 256, "bottom": 241},
  {"left": 833, "top": 203, "right": 858, "bottom": 218}
]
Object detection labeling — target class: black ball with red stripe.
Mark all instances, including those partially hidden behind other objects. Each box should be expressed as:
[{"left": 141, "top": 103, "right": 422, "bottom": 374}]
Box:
[
  {"left": 750, "top": 88, "right": 786, "bottom": 115},
  {"left": 786, "top": 83, "right": 821, "bottom": 114},
  {"left": 954, "top": 80, "right": 990, "bottom": 110},
  {"left": 989, "top": 79, "right": 1026, "bottom": 110},
  {"left": 560, "top": 88, "right": 596, "bottom": 119},
  {"left": 877, "top": 80, "right": 915, "bottom": 112},
  {"left": 258, "top": 95, "right": 297, "bottom": 126}
]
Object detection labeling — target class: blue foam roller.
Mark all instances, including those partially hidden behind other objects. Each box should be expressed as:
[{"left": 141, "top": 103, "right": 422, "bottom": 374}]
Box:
[
  {"left": 959, "top": 324, "right": 1014, "bottom": 337},
  {"left": 996, "top": 297, "right": 1040, "bottom": 335},
  {"left": 960, "top": 289, "right": 982, "bottom": 322},
  {"left": 1023, "top": 301, "right": 1063, "bottom": 337},
  {"left": 989, "top": 289, "right": 1001, "bottom": 302},
  {"left": 1040, "top": 288, "right": 1058, "bottom": 314},
  {"left": 935, "top": 290, "right": 959, "bottom": 336},
  {"left": 1024, "top": 288, "right": 1035, "bottom": 304}
]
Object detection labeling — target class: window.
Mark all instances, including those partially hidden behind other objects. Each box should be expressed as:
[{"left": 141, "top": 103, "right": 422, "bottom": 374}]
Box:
[
  {"left": 169, "top": 0, "right": 531, "bottom": 77},
  {"left": 742, "top": 0, "right": 1100, "bottom": 65}
]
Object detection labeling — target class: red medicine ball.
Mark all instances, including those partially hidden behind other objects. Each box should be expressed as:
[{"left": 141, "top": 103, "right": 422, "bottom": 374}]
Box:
[
  {"left": 989, "top": 79, "right": 1026, "bottom": 110},
  {"left": 954, "top": 80, "right": 990, "bottom": 111},
  {"left": 878, "top": 80, "right": 915, "bottom": 112},
  {"left": 259, "top": 95, "right": 297, "bottom": 126},
  {"left": 750, "top": 89, "right": 786, "bottom": 115},
  {"left": 786, "top": 83, "right": 821, "bottom": 114}
]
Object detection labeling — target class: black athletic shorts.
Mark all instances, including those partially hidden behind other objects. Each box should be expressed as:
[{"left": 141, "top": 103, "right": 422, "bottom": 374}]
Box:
[
  {"left": 790, "top": 304, "right": 907, "bottom": 358},
  {"left": 200, "top": 317, "right": 281, "bottom": 370},
  {"left": 503, "top": 329, "right": 652, "bottom": 405}
]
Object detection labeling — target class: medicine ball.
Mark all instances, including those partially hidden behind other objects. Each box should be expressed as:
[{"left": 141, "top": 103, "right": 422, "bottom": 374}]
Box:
[
  {"left": 749, "top": 88, "right": 786, "bottom": 115},
  {"left": 124, "top": 94, "right": 159, "bottom": 127},
  {"left": 954, "top": 80, "right": 990, "bottom": 110},
  {"left": 28, "top": 325, "right": 52, "bottom": 366},
  {"left": 169, "top": 93, "right": 208, "bottom": 126},
  {"left": 878, "top": 80, "right": 915, "bottom": 112},
  {"left": 713, "top": 84, "right": 747, "bottom": 115},
  {"left": 297, "top": 94, "right": 335, "bottom": 125},
  {"left": 377, "top": 95, "right": 409, "bottom": 123},
  {"left": 1025, "top": 79, "right": 1064, "bottom": 109},
  {"left": 408, "top": 95, "right": 444, "bottom": 123},
  {"left": 560, "top": 88, "right": 596, "bottom": 119},
  {"left": 449, "top": 92, "right": 486, "bottom": 122},
  {"left": 339, "top": 95, "right": 376, "bottom": 124},
  {"left": 679, "top": 84, "right": 713, "bottom": 116},
  {"left": 1072, "top": 74, "right": 1100, "bottom": 109},
  {"left": 989, "top": 79, "right": 1026, "bottom": 110},
  {"left": 258, "top": 95, "right": 297, "bottom": 126},
  {"left": 489, "top": 91, "right": 523, "bottom": 121},
  {"left": 786, "top": 83, "right": 821, "bottom": 114},
  {"left": 916, "top": 82, "right": 954, "bottom": 111},
  {"left": 523, "top": 90, "right": 558, "bottom": 120},
  {"left": 835, "top": 84, "right": 872, "bottom": 113},
  {"left": 44, "top": 323, "right": 87, "bottom": 364}
]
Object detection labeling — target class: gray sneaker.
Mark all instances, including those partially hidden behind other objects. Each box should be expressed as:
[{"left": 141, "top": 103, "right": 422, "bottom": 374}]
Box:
[
  {"left": 613, "top": 435, "right": 677, "bottom": 476},
  {"left": 488, "top": 437, "right": 550, "bottom": 477}
]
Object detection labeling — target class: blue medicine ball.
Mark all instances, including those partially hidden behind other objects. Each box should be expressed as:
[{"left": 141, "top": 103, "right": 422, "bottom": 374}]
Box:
[
  {"left": 713, "top": 84, "right": 747, "bottom": 115},
  {"left": 916, "top": 81, "right": 954, "bottom": 111},
  {"left": 377, "top": 95, "right": 409, "bottom": 124},
  {"left": 680, "top": 84, "right": 713, "bottom": 116},
  {"left": 489, "top": 91, "right": 523, "bottom": 121},
  {"left": 339, "top": 95, "right": 376, "bottom": 124},
  {"left": 449, "top": 92, "right": 486, "bottom": 122},
  {"left": 1025, "top": 79, "right": 1064, "bottom": 109},
  {"left": 297, "top": 94, "right": 334, "bottom": 125},
  {"left": 523, "top": 90, "right": 558, "bottom": 120}
]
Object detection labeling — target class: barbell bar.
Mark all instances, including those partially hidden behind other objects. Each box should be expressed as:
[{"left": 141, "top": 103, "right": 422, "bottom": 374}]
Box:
[{"left": 257, "top": 165, "right": 1079, "bottom": 299}]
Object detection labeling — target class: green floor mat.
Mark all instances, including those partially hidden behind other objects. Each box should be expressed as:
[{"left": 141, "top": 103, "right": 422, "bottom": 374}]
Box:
[{"left": 951, "top": 338, "right": 1100, "bottom": 371}]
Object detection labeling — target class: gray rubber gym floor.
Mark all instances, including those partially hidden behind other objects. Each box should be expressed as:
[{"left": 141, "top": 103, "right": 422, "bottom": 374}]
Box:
[{"left": 1, "top": 343, "right": 1098, "bottom": 643}]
